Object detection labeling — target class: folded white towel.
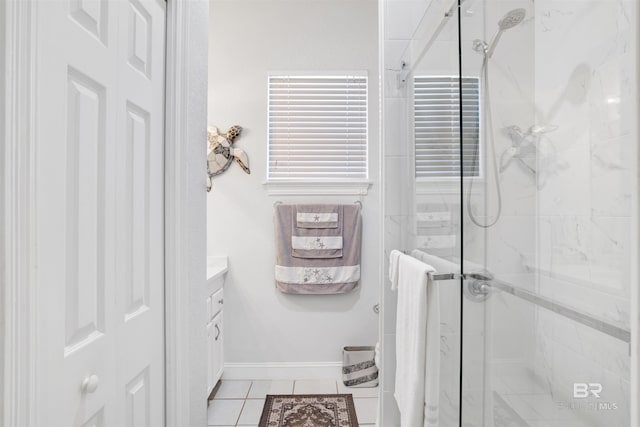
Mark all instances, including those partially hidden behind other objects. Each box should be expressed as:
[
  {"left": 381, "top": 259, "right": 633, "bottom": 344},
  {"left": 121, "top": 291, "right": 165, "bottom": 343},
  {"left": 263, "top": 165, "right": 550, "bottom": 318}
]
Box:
[
  {"left": 411, "top": 250, "right": 441, "bottom": 427},
  {"left": 392, "top": 252, "right": 435, "bottom": 427},
  {"left": 389, "top": 249, "right": 403, "bottom": 290}
]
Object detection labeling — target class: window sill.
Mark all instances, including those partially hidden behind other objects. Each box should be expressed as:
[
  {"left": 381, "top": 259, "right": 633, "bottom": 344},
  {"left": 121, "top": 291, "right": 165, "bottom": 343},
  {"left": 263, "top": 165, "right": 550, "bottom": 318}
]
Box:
[{"left": 263, "top": 180, "right": 372, "bottom": 196}]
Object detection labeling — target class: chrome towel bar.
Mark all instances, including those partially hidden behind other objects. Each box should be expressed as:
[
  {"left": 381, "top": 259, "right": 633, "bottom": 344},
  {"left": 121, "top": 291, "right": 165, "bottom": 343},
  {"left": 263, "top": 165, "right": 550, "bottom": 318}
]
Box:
[
  {"left": 427, "top": 271, "right": 492, "bottom": 282},
  {"left": 428, "top": 272, "right": 463, "bottom": 281}
]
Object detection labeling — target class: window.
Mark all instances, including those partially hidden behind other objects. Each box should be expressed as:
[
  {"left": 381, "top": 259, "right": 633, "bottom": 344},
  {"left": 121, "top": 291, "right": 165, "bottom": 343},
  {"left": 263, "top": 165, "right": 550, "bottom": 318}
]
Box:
[
  {"left": 414, "top": 76, "right": 480, "bottom": 178},
  {"left": 267, "top": 75, "right": 368, "bottom": 181}
]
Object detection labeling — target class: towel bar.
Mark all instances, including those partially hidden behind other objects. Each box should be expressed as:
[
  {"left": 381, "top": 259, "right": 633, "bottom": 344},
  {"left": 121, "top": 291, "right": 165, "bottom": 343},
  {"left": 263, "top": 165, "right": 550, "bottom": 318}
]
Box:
[
  {"left": 427, "top": 272, "right": 491, "bottom": 281},
  {"left": 273, "top": 201, "right": 363, "bottom": 208},
  {"left": 427, "top": 272, "right": 491, "bottom": 302},
  {"left": 428, "top": 272, "right": 463, "bottom": 281}
]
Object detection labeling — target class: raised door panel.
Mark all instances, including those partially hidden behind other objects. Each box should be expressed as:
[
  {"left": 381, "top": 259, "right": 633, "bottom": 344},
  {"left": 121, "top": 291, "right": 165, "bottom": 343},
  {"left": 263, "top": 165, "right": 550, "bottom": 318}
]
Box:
[
  {"left": 122, "top": 101, "right": 151, "bottom": 323},
  {"left": 82, "top": 409, "right": 105, "bottom": 427},
  {"left": 127, "top": 0, "right": 153, "bottom": 79},
  {"left": 70, "top": 0, "right": 108, "bottom": 45},
  {"left": 125, "top": 368, "right": 151, "bottom": 427},
  {"left": 64, "top": 68, "right": 107, "bottom": 355}
]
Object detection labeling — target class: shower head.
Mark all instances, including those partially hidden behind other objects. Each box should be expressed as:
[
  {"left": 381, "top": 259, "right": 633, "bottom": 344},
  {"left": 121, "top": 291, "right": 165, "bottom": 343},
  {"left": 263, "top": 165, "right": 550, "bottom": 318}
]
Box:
[
  {"left": 498, "top": 8, "right": 526, "bottom": 30},
  {"left": 486, "top": 8, "right": 527, "bottom": 58}
]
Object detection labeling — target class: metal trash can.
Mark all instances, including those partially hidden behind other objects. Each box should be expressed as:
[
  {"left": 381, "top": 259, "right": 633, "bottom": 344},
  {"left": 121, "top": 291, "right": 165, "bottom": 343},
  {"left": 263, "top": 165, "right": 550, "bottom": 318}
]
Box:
[{"left": 342, "top": 346, "right": 379, "bottom": 388}]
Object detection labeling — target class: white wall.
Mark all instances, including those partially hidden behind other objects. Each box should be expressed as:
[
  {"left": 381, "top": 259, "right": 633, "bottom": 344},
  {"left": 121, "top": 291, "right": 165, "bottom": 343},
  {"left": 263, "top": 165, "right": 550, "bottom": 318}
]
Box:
[{"left": 207, "top": 0, "right": 380, "bottom": 370}]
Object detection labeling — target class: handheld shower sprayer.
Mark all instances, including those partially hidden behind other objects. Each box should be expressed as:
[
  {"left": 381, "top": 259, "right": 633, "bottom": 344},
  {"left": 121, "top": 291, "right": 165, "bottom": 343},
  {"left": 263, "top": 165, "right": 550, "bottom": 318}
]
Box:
[
  {"left": 486, "top": 9, "right": 526, "bottom": 58},
  {"left": 467, "top": 8, "right": 527, "bottom": 228}
]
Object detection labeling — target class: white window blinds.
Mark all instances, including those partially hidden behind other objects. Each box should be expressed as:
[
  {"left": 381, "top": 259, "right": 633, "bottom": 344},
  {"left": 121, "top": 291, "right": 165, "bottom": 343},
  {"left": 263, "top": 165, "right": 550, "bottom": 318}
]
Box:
[
  {"left": 268, "top": 75, "right": 368, "bottom": 180},
  {"left": 414, "top": 76, "right": 480, "bottom": 178}
]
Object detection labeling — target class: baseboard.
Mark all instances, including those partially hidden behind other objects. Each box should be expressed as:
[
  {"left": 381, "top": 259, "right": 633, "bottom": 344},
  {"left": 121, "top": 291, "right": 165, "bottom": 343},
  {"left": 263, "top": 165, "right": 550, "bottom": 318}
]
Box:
[{"left": 223, "top": 361, "right": 343, "bottom": 380}]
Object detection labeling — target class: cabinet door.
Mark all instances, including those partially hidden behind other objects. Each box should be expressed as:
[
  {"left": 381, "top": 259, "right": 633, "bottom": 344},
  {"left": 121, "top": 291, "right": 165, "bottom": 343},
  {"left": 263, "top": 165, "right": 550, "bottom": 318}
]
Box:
[
  {"left": 212, "top": 313, "right": 224, "bottom": 384},
  {"left": 207, "top": 321, "right": 214, "bottom": 395}
]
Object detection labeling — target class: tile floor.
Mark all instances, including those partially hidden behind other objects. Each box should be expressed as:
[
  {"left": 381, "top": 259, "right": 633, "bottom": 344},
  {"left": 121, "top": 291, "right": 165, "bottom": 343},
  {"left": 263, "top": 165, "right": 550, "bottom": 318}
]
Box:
[{"left": 207, "top": 379, "right": 379, "bottom": 426}]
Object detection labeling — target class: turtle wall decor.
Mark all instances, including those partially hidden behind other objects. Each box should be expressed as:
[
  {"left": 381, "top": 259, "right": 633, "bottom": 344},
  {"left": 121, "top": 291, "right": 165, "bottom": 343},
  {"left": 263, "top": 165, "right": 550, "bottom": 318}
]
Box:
[{"left": 206, "top": 125, "right": 250, "bottom": 192}]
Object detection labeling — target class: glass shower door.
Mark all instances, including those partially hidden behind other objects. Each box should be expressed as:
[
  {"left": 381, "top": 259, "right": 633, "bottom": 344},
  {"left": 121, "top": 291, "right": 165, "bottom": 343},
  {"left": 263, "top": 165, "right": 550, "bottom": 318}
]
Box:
[
  {"left": 382, "top": 0, "right": 635, "bottom": 425},
  {"left": 459, "top": 1, "right": 636, "bottom": 426},
  {"left": 381, "top": 0, "right": 466, "bottom": 425}
]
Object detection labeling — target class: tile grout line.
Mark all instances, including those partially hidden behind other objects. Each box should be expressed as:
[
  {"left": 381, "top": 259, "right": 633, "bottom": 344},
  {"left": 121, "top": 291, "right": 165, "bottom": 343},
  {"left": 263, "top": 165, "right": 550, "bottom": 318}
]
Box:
[
  {"left": 235, "top": 380, "right": 253, "bottom": 427},
  {"left": 234, "top": 398, "right": 246, "bottom": 427},
  {"left": 245, "top": 380, "right": 253, "bottom": 399}
]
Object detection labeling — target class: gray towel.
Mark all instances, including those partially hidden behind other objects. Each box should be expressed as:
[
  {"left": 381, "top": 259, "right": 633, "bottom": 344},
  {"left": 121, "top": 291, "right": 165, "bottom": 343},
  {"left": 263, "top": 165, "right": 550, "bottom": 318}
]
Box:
[
  {"left": 292, "top": 205, "right": 343, "bottom": 259},
  {"left": 274, "top": 204, "right": 362, "bottom": 294}
]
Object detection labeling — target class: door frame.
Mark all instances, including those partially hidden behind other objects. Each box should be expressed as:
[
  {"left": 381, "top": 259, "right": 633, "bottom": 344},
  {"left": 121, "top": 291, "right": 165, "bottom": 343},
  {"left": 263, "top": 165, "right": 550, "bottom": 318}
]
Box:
[
  {"left": 164, "top": 0, "right": 209, "bottom": 426},
  {"left": 0, "top": 0, "right": 209, "bottom": 426},
  {"left": 1, "top": 0, "right": 37, "bottom": 424}
]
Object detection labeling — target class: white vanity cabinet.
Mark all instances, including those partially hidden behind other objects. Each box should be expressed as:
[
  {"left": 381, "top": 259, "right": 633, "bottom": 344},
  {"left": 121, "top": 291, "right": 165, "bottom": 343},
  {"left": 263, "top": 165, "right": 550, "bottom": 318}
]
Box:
[{"left": 206, "top": 257, "right": 228, "bottom": 398}]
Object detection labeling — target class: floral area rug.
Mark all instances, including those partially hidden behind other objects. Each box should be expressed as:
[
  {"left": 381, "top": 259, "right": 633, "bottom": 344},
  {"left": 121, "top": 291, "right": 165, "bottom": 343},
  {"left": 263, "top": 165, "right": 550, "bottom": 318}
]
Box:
[{"left": 258, "top": 394, "right": 359, "bottom": 427}]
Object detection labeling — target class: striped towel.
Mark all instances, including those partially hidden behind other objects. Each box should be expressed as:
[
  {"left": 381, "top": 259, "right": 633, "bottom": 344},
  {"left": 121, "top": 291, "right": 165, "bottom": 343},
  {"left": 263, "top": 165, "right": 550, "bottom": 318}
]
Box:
[
  {"left": 294, "top": 204, "right": 341, "bottom": 229},
  {"left": 292, "top": 205, "right": 344, "bottom": 259}
]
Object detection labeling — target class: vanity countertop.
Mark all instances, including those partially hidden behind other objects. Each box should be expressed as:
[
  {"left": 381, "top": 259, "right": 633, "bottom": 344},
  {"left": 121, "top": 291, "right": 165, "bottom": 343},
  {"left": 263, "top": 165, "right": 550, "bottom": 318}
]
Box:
[{"left": 207, "top": 255, "right": 228, "bottom": 285}]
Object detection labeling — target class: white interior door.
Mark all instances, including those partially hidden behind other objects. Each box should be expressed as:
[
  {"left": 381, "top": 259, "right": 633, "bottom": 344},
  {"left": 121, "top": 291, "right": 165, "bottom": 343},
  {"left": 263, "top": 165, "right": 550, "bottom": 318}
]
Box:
[{"left": 34, "top": 0, "right": 166, "bottom": 425}]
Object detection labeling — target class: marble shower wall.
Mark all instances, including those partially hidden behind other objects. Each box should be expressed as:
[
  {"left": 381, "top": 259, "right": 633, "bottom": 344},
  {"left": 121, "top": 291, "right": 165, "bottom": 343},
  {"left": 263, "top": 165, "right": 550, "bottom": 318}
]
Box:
[{"left": 532, "top": 1, "right": 636, "bottom": 425}]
